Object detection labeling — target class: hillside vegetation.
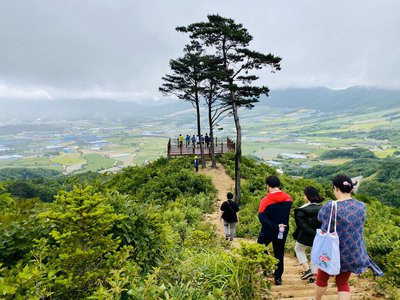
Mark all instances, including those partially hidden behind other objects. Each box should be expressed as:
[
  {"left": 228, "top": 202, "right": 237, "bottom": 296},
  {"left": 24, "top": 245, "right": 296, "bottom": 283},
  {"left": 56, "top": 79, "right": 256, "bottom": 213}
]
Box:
[
  {"left": 1, "top": 154, "right": 398, "bottom": 299},
  {"left": 0, "top": 157, "right": 277, "bottom": 299},
  {"left": 294, "top": 149, "right": 400, "bottom": 208},
  {"left": 219, "top": 153, "right": 400, "bottom": 297}
]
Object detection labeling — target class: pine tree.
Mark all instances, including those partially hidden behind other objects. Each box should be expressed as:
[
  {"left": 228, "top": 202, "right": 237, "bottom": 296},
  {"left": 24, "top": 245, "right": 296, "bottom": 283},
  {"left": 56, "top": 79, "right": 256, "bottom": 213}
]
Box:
[
  {"left": 38, "top": 185, "right": 126, "bottom": 297},
  {"left": 160, "top": 41, "right": 207, "bottom": 168},
  {"left": 177, "top": 15, "right": 281, "bottom": 203}
]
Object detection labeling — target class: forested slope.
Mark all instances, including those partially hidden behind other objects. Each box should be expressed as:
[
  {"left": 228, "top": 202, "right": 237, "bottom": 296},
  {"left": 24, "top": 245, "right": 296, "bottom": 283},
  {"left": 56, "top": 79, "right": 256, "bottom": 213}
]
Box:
[
  {"left": 218, "top": 153, "right": 400, "bottom": 298},
  {"left": 0, "top": 155, "right": 398, "bottom": 299},
  {"left": 296, "top": 149, "right": 400, "bottom": 208},
  {"left": 0, "top": 157, "right": 276, "bottom": 299}
]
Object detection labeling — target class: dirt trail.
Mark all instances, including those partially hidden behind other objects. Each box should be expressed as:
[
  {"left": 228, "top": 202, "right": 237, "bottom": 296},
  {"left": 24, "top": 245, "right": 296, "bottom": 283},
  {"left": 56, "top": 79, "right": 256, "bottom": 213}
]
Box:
[
  {"left": 271, "top": 255, "right": 380, "bottom": 300},
  {"left": 199, "top": 162, "right": 234, "bottom": 240},
  {"left": 201, "top": 163, "right": 382, "bottom": 300}
]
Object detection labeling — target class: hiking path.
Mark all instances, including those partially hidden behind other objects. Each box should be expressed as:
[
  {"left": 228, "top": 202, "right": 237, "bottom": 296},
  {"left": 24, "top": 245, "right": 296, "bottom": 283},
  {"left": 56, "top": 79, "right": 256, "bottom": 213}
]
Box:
[{"left": 200, "top": 162, "right": 383, "bottom": 300}]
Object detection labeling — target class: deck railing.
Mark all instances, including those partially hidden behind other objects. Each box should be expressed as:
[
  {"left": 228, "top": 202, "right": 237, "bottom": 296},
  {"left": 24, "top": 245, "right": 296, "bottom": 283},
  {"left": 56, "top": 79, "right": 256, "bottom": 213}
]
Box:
[{"left": 167, "top": 137, "right": 235, "bottom": 157}]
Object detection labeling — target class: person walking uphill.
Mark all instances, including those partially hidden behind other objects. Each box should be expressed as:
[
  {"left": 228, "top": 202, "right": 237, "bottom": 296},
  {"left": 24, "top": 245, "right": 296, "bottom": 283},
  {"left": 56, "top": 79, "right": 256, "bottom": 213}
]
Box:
[
  {"left": 292, "top": 186, "right": 324, "bottom": 281},
  {"left": 257, "top": 175, "right": 293, "bottom": 286},
  {"left": 193, "top": 156, "right": 199, "bottom": 172},
  {"left": 220, "top": 192, "right": 239, "bottom": 241},
  {"left": 315, "top": 174, "right": 384, "bottom": 300}
]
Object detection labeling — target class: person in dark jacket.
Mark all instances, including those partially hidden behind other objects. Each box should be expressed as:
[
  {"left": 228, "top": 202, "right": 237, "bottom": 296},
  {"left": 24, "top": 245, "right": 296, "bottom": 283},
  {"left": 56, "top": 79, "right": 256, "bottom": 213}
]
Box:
[
  {"left": 220, "top": 192, "right": 239, "bottom": 241},
  {"left": 257, "top": 175, "right": 293, "bottom": 285},
  {"left": 194, "top": 156, "right": 199, "bottom": 172},
  {"left": 205, "top": 133, "right": 210, "bottom": 148},
  {"left": 292, "top": 186, "right": 324, "bottom": 280}
]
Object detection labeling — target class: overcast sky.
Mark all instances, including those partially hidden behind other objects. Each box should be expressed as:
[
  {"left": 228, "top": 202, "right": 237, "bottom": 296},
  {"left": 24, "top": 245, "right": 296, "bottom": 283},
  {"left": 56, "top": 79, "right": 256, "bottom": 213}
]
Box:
[{"left": 0, "top": 0, "right": 399, "bottom": 102}]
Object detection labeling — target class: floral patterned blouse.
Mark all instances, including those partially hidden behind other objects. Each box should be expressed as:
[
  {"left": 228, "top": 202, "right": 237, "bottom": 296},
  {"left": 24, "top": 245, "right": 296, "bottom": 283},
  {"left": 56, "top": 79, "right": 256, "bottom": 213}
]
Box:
[{"left": 318, "top": 199, "right": 383, "bottom": 276}]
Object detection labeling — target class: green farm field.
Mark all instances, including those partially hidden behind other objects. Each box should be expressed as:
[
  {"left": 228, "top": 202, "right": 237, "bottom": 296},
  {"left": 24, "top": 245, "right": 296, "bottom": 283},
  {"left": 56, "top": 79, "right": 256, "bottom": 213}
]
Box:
[{"left": 1, "top": 105, "right": 399, "bottom": 174}]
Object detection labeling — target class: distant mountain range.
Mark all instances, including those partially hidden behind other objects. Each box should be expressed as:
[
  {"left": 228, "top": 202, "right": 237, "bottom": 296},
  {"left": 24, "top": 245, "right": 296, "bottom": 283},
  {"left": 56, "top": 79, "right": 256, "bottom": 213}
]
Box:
[
  {"left": 265, "top": 86, "right": 400, "bottom": 112},
  {"left": 1, "top": 87, "right": 399, "bottom": 123},
  {"left": 0, "top": 98, "right": 192, "bottom": 123}
]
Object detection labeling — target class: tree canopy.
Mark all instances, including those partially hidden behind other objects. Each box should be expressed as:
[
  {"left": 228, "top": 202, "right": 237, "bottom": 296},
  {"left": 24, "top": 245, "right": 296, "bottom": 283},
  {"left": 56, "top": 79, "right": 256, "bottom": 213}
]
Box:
[{"left": 174, "top": 14, "right": 282, "bottom": 202}]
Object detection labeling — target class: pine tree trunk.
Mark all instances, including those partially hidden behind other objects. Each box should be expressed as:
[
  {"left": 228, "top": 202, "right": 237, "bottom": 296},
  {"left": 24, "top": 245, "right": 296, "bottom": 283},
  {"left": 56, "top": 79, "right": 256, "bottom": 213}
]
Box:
[
  {"left": 210, "top": 131, "right": 216, "bottom": 168},
  {"left": 195, "top": 96, "right": 206, "bottom": 168},
  {"left": 232, "top": 101, "right": 241, "bottom": 204},
  {"left": 208, "top": 101, "right": 217, "bottom": 168}
]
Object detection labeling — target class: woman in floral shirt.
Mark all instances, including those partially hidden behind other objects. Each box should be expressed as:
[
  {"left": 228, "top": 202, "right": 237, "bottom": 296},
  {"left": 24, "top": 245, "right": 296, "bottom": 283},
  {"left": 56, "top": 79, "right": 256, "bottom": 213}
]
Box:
[{"left": 315, "top": 174, "right": 383, "bottom": 300}]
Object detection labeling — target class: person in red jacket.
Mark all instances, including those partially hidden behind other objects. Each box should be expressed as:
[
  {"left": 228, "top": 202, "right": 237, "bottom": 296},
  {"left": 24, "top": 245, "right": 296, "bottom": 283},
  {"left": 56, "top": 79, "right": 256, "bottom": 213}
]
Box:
[{"left": 257, "top": 175, "right": 293, "bottom": 285}]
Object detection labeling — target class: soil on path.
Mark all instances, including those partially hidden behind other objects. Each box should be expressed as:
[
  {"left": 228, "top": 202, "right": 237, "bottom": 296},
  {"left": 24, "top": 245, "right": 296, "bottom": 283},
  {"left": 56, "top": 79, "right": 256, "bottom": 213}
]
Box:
[
  {"left": 199, "top": 162, "right": 234, "bottom": 240},
  {"left": 200, "top": 162, "right": 385, "bottom": 300}
]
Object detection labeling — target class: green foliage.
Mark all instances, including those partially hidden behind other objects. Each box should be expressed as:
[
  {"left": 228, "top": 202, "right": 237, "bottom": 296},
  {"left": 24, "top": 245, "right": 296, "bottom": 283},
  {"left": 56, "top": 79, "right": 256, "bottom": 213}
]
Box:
[
  {"left": 299, "top": 155, "right": 400, "bottom": 208},
  {"left": 359, "top": 181, "right": 400, "bottom": 208},
  {"left": 2, "top": 170, "right": 101, "bottom": 202},
  {"left": 176, "top": 14, "right": 281, "bottom": 110},
  {"left": 302, "top": 158, "right": 381, "bottom": 179},
  {"left": 0, "top": 182, "right": 14, "bottom": 210},
  {"left": 176, "top": 14, "right": 281, "bottom": 202},
  {"left": 3, "top": 152, "right": 398, "bottom": 298},
  {"left": 373, "top": 157, "right": 400, "bottom": 182},
  {"left": 0, "top": 198, "right": 50, "bottom": 266},
  {"left": 300, "top": 164, "right": 341, "bottom": 179},
  {"left": 217, "top": 153, "right": 236, "bottom": 178},
  {"left": 357, "top": 194, "right": 400, "bottom": 283},
  {"left": 367, "top": 129, "right": 400, "bottom": 143},
  {"left": 219, "top": 154, "right": 399, "bottom": 292},
  {"left": 107, "top": 156, "right": 215, "bottom": 203},
  {"left": 107, "top": 191, "right": 173, "bottom": 271},
  {"left": 152, "top": 242, "right": 276, "bottom": 300},
  {"left": 358, "top": 157, "right": 400, "bottom": 207},
  {"left": 4, "top": 180, "right": 35, "bottom": 198},
  {"left": 0, "top": 156, "right": 225, "bottom": 299},
  {"left": 184, "top": 226, "right": 217, "bottom": 249},
  {"left": 0, "top": 167, "right": 63, "bottom": 181},
  {"left": 383, "top": 241, "right": 400, "bottom": 287},
  {"left": 88, "top": 247, "right": 141, "bottom": 300},
  {"left": 1, "top": 240, "right": 137, "bottom": 300},
  {"left": 34, "top": 186, "right": 127, "bottom": 298},
  {"left": 348, "top": 194, "right": 400, "bottom": 295},
  {"left": 320, "top": 147, "right": 376, "bottom": 160},
  {"left": 218, "top": 152, "right": 277, "bottom": 180},
  {"left": 79, "top": 153, "right": 117, "bottom": 173}
]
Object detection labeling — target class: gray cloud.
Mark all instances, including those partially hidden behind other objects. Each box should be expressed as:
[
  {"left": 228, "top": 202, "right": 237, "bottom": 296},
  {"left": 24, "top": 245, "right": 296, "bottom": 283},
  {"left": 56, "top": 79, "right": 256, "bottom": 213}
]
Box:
[{"left": 0, "top": 0, "right": 399, "bottom": 101}]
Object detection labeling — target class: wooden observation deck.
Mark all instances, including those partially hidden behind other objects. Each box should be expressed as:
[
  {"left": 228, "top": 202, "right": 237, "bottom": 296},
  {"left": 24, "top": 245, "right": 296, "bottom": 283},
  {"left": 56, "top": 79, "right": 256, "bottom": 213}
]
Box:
[{"left": 167, "top": 137, "right": 235, "bottom": 157}]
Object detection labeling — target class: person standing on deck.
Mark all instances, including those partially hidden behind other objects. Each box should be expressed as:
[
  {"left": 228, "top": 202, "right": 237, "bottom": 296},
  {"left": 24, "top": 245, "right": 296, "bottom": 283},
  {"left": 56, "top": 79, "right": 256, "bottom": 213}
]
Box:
[
  {"left": 179, "top": 134, "right": 183, "bottom": 148},
  {"left": 185, "top": 134, "right": 190, "bottom": 147},
  {"left": 191, "top": 135, "right": 196, "bottom": 147},
  {"left": 205, "top": 133, "right": 210, "bottom": 148}
]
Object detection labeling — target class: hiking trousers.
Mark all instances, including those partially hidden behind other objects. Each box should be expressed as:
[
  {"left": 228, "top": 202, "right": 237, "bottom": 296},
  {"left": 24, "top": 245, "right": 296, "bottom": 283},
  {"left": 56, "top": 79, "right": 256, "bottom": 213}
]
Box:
[
  {"left": 223, "top": 221, "right": 237, "bottom": 241},
  {"left": 257, "top": 236, "right": 286, "bottom": 279},
  {"left": 294, "top": 241, "right": 316, "bottom": 274}
]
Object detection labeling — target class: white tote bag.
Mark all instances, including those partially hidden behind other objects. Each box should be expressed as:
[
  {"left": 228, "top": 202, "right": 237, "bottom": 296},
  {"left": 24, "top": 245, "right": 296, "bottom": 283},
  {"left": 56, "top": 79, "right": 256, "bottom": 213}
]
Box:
[{"left": 311, "top": 201, "right": 341, "bottom": 275}]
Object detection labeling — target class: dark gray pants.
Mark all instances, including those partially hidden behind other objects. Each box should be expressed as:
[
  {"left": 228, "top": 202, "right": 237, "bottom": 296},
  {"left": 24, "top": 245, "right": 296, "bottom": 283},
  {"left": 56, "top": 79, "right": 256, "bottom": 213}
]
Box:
[{"left": 223, "top": 221, "right": 237, "bottom": 241}]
